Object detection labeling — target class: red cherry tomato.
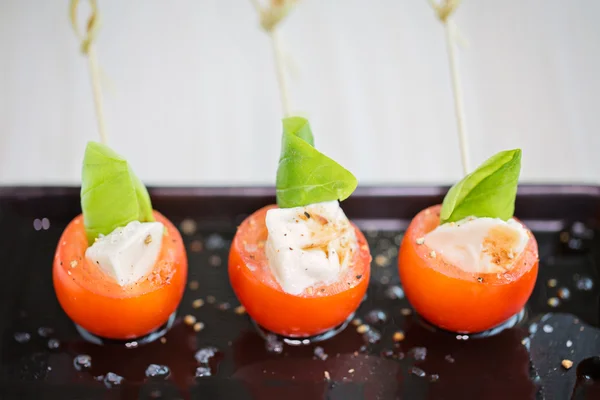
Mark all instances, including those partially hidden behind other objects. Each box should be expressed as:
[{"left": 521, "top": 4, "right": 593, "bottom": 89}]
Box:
[
  {"left": 53, "top": 211, "right": 187, "bottom": 340},
  {"left": 398, "top": 204, "right": 539, "bottom": 333},
  {"left": 229, "top": 205, "right": 371, "bottom": 337}
]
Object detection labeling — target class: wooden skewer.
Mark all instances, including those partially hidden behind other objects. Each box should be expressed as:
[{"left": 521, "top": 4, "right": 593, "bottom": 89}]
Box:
[
  {"left": 70, "top": 0, "right": 108, "bottom": 144},
  {"left": 429, "top": 0, "right": 470, "bottom": 175},
  {"left": 249, "top": 0, "right": 296, "bottom": 117}
]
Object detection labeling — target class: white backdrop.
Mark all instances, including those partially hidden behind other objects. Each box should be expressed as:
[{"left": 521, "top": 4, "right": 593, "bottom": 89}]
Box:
[{"left": 0, "top": 0, "right": 598, "bottom": 186}]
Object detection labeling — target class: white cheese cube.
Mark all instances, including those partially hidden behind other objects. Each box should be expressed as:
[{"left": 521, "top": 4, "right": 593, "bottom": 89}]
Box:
[
  {"left": 265, "top": 201, "right": 357, "bottom": 295},
  {"left": 424, "top": 217, "right": 529, "bottom": 274},
  {"left": 85, "top": 221, "right": 164, "bottom": 286}
]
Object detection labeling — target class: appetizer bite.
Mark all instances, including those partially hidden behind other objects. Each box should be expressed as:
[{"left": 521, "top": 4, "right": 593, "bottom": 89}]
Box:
[
  {"left": 53, "top": 142, "right": 187, "bottom": 341},
  {"left": 229, "top": 117, "right": 371, "bottom": 339},
  {"left": 399, "top": 149, "right": 539, "bottom": 333}
]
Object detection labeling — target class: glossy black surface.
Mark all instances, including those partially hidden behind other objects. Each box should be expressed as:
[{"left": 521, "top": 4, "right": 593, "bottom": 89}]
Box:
[{"left": 1, "top": 185, "right": 600, "bottom": 400}]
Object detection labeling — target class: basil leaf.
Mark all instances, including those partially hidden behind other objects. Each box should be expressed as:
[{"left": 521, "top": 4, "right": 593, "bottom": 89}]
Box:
[
  {"left": 81, "top": 141, "right": 155, "bottom": 244},
  {"left": 440, "top": 149, "right": 522, "bottom": 224},
  {"left": 276, "top": 117, "right": 357, "bottom": 208}
]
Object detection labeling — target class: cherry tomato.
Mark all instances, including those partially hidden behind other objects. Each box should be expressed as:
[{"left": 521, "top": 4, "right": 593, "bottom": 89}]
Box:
[
  {"left": 398, "top": 204, "right": 538, "bottom": 333},
  {"left": 229, "top": 205, "right": 371, "bottom": 337},
  {"left": 53, "top": 211, "right": 187, "bottom": 340}
]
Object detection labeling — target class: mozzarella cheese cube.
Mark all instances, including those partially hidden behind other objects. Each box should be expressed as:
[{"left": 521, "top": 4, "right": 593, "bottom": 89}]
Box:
[
  {"left": 265, "top": 200, "right": 358, "bottom": 295},
  {"left": 85, "top": 221, "right": 164, "bottom": 286},
  {"left": 424, "top": 217, "right": 529, "bottom": 274}
]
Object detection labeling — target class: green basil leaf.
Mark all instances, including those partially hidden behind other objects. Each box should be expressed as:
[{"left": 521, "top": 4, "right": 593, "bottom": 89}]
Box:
[
  {"left": 440, "top": 149, "right": 522, "bottom": 224},
  {"left": 276, "top": 117, "right": 357, "bottom": 208},
  {"left": 81, "top": 141, "right": 155, "bottom": 244}
]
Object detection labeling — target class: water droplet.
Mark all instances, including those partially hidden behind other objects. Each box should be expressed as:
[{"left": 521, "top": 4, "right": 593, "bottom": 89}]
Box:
[
  {"left": 37, "top": 327, "right": 54, "bottom": 337},
  {"left": 429, "top": 374, "right": 440, "bottom": 382},
  {"left": 314, "top": 346, "right": 328, "bottom": 361},
  {"left": 455, "top": 335, "right": 469, "bottom": 340},
  {"left": 73, "top": 355, "right": 92, "bottom": 371},
  {"left": 47, "top": 339, "right": 60, "bottom": 349},
  {"left": 265, "top": 334, "right": 284, "bottom": 354},
  {"left": 145, "top": 364, "right": 170, "bottom": 379},
  {"left": 125, "top": 341, "right": 138, "bottom": 349},
  {"left": 409, "top": 347, "right": 427, "bottom": 361},
  {"left": 363, "top": 329, "right": 382, "bottom": 344},
  {"left": 364, "top": 309, "right": 388, "bottom": 324},
  {"left": 195, "top": 366, "right": 211, "bottom": 377},
  {"left": 558, "top": 287, "right": 571, "bottom": 300},
  {"left": 529, "top": 323, "right": 538, "bottom": 335},
  {"left": 381, "top": 349, "right": 394, "bottom": 358},
  {"left": 410, "top": 367, "right": 426, "bottom": 378},
  {"left": 195, "top": 347, "right": 218, "bottom": 364},
  {"left": 14, "top": 332, "right": 31, "bottom": 343},
  {"left": 103, "top": 372, "right": 124, "bottom": 388},
  {"left": 394, "top": 234, "right": 403, "bottom": 246},
  {"left": 445, "top": 354, "right": 455, "bottom": 363},
  {"left": 205, "top": 234, "right": 226, "bottom": 250},
  {"left": 384, "top": 285, "right": 404, "bottom": 299},
  {"left": 543, "top": 324, "right": 554, "bottom": 333},
  {"left": 575, "top": 276, "right": 594, "bottom": 291}
]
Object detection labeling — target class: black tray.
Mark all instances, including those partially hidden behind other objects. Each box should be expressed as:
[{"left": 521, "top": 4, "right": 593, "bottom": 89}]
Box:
[{"left": 1, "top": 185, "right": 600, "bottom": 400}]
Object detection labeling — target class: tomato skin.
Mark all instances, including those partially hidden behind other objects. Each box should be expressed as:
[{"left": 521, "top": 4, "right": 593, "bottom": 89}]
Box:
[
  {"left": 398, "top": 204, "right": 539, "bottom": 333},
  {"left": 53, "top": 211, "right": 187, "bottom": 340},
  {"left": 228, "top": 205, "right": 371, "bottom": 337}
]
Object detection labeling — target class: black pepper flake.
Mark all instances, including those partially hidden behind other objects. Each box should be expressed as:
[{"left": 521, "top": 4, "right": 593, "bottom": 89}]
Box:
[
  {"left": 172, "top": 239, "right": 176, "bottom": 243},
  {"left": 304, "top": 211, "right": 311, "bottom": 219},
  {"left": 284, "top": 233, "right": 287, "bottom": 236},
  {"left": 477, "top": 277, "right": 483, "bottom": 283},
  {"left": 60, "top": 262, "right": 63, "bottom": 266},
  {"left": 96, "top": 261, "right": 99, "bottom": 264},
  {"left": 356, "top": 275, "right": 362, "bottom": 280},
  {"left": 289, "top": 247, "right": 293, "bottom": 250},
  {"left": 249, "top": 254, "right": 255, "bottom": 260}
]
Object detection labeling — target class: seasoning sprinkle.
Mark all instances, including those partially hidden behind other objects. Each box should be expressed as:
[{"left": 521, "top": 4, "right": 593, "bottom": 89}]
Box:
[
  {"left": 324, "top": 371, "right": 331, "bottom": 380},
  {"left": 547, "top": 279, "right": 558, "bottom": 288},
  {"left": 547, "top": 297, "right": 560, "bottom": 308},
  {"left": 234, "top": 305, "right": 246, "bottom": 315},
  {"left": 192, "top": 299, "right": 205, "bottom": 309},
  {"left": 144, "top": 235, "right": 152, "bottom": 245},
  {"left": 304, "top": 211, "right": 311, "bottom": 219},
  {"left": 430, "top": 251, "right": 437, "bottom": 259},
  {"left": 561, "top": 359, "right": 573, "bottom": 370},
  {"left": 375, "top": 254, "right": 390, "bottom": 267},
  {"left": 193, "top": 322, "right": 205, "bottom": 332},
  {"left": 70, "top": 260, "right": 78, "bottom": 268},
  {"left": 477, "top": 277, "right": 483, "bottom": 283},
  {"left": 206, "top": 295, "right": 216, "bottom": 304},
  {"left": 348, "top": 369, "right": 355, "bottom": 373},
  {"left": 401, "top": 308, "right": 412, "bottom": 316},
  {"left": 416, "top": 237, "right": 425, "bottom": 245},
  {"left": 184, "top": 315, "right": 196, "bottom": 326},
  {"left": 189, "top": 280, "right": 199, "bottom": 290},
  {"left": 356, "top": 324, "right": 370, "bottom": 334},
  {"left": 160, "top": 337, "right": 167, "bottom": 344},
  {"left": 393, "top": 331, "right": 405, "bottom": 342},
  {"left": 351, "top": 318, "right": 362, "bottom": 326}
]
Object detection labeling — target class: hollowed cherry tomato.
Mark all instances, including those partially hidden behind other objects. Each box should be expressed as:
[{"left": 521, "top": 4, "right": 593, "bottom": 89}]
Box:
[
  {"left": 398, "top": 204, "right": 538, "bottom": 333},
  {"left": 53, "top": 211, "right": 187, "bottom": 340},
  {"left": 229, "top": 205, "right": 371, "bottom": 337}
]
